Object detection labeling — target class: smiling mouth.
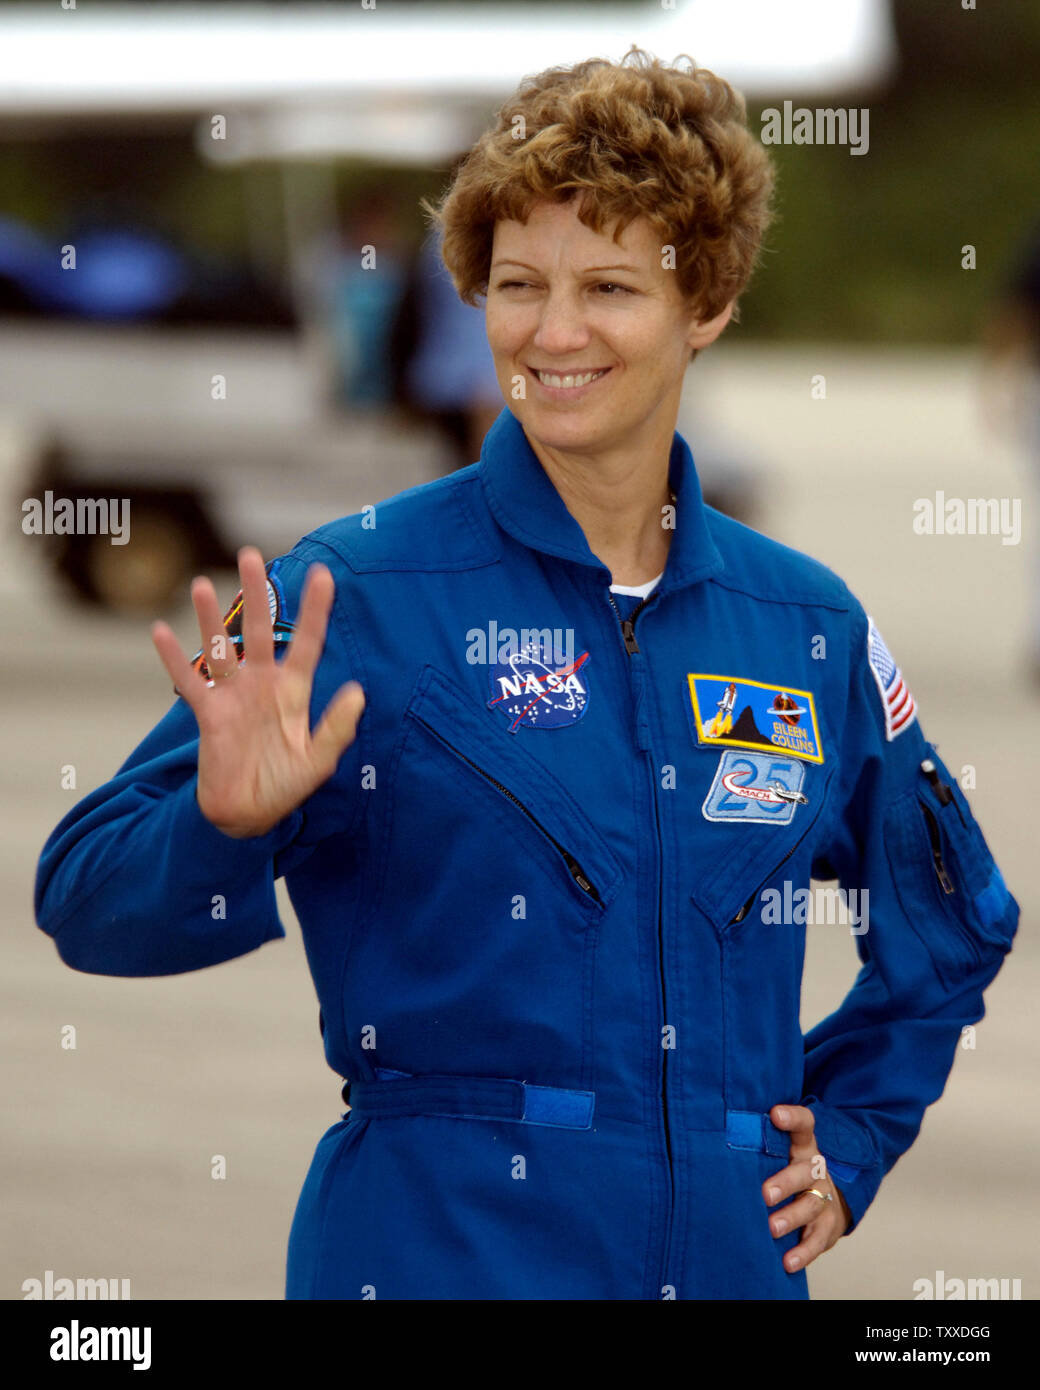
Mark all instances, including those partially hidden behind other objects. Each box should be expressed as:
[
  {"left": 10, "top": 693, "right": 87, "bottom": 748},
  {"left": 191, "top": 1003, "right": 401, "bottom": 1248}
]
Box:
[{"left": 530, "top": 366, "right": 611, "bottom": 390}]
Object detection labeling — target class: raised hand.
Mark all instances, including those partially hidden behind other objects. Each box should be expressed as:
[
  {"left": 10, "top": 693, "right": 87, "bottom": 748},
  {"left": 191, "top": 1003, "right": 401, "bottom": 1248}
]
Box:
[{"left": 150, "top": 547, "right": 366, "bottom": 839}]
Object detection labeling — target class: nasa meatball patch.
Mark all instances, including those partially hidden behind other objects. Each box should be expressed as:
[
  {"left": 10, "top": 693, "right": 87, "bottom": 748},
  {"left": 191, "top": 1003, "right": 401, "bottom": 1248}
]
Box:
[
  {"left": 487, "top": 639, "right": 590, "bottom": 733},
  {"left": 686, "top": 673, "right": 824, "bottom": 763}
]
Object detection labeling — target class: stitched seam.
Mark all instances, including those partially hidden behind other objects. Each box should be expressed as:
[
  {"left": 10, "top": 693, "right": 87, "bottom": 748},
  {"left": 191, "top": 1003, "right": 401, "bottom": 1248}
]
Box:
[
  {"left": 706, "top": 572, "right": 851, "bottom": 613},
  {"left": 298, "top": 477, "right": 499, "bottom": 573}
]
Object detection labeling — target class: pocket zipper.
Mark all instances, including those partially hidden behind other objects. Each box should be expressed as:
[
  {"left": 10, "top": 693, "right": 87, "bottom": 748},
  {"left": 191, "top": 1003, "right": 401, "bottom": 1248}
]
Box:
[
  {"left": 730, "top": 839, "right": 802, "bottom": 924},
  {"left": 917, "top": 796, "right": 981, "bottom": 966},
  {"left": 413, "top": 716, "right": 602, "bottom": 903},
  {"left": 722, "top": 769, "right": 835, "bottom": 926},
  {"left": 920, "top": 801, "right": 956, "bottom": 895}
]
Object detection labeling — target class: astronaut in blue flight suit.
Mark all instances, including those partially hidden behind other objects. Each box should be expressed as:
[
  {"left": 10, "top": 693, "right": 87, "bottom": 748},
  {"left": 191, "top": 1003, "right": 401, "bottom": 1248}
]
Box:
[{"left": 35, "top": 49, "right": 1017, "bottom": 1300}]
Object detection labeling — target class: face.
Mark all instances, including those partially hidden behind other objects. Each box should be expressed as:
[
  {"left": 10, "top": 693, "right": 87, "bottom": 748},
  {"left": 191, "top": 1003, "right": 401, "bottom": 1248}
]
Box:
[{"left": 485, "top": 198, "right": 733, "bottom": 458}]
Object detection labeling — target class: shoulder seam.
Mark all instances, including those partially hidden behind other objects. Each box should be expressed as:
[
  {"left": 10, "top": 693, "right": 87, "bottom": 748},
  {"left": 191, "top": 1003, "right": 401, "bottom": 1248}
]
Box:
[
  {"left": 288, "top": 474, "right": 499, "bottom": 574},
  {"left": 707, "top": 571, "right": 851, "bottom": 613}
]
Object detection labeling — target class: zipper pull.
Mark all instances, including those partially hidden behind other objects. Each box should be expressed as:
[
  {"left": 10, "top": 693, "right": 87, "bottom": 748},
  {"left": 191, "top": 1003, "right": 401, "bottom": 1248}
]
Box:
[
  {"left": 920, "top": 758, "right": 953, "bottom": 806},
  {"left": 932, "top": 850, "right": 955, "bottom": 895},
  {"left": 572, "top": 867, "right": 595, "bottom": 895},
  {"left": 732, "top": 892, "right": 756, "bottom": 924},
  {"left": 606, "top": 590, "right": 649, "bottom": 744},
  {"left": 560, "top": 848, "right": 601, "bottom": 902},
  {"left": 606, "top": 587, "right": 644, "bottom": 656}
]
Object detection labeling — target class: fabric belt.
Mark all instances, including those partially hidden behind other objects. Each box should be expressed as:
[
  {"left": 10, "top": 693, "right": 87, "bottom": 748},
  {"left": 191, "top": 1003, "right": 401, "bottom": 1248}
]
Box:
[
  {"left": 343, "top": 1068, "right": 595, "bottom": 1130},
  {"left": 341, "top": 1078, "right": 856, "bottom": 1171}
]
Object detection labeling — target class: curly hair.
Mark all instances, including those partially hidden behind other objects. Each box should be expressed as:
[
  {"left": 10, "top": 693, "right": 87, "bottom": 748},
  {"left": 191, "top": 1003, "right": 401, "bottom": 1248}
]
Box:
[{"left": 422, "top": 45, "right": 775, "bottom": 327}]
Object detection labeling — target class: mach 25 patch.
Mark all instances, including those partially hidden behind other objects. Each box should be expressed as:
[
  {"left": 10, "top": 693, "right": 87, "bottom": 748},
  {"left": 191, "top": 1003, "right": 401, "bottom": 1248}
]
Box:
[{"left": 686, "top": 673, "right": 824, "bottom": 764}]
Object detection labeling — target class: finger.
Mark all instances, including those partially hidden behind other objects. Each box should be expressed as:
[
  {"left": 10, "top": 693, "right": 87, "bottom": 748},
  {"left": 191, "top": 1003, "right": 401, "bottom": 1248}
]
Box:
[
  {"left": 769, "top": 1103, "right": 819, "bottom": 1161},
  {"left": 762, "top": 1158, "right": 818, "bottom": 1206},
  {"left": 769, "top": 1104, "right": 815, "bottom": 1138},
  {"left": 192, "top": 575, "right": 237, "bottom": 677},
  {"left": 283, "top": 563, "right": 334, "bottom": 683},
  {"left": 783, "top": 1212, "right": 838, "bottom": 1273},
  {"left": 310, "top": 681, "right": 366, "bottom": 774},
  {"left": 238, "top": 546, "right": 275, "bottom": 671},
  {"left": 768, "top": 1188, "right": 836, "bottom": 1239},
  {"left": 152, "top": 620, "right": 204, "bottom": 715}
]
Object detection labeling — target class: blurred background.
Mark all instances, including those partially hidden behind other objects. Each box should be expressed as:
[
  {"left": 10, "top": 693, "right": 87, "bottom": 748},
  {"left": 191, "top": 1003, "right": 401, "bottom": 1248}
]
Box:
[{"left": 2, "top": 0, "right": 1037, "bottom": 1301}]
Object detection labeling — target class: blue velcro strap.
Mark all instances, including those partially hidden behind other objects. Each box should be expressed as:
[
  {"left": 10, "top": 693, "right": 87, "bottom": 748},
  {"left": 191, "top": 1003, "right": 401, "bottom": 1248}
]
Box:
[
  {"left": 974, "top": 864, "right": 1010, "bottom": 928},
  {"left": 725, "top": 1110, "right": 764, "bottom": 1150},
  {"left": 521, "top": 1083, "right": 595, "bottom": 1128},
  {"left": 725, "top": 1109, "right": 789, "bottom": 1158},
  {"left": 346, "top": 1071, "right": 594, "bottom": 1130}
]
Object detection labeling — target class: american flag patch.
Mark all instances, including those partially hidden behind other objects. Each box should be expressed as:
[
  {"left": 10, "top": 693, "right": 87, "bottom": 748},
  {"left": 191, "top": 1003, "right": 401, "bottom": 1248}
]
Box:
[{"left": 867, "top": 617, "right": 916, "bottom": 740}]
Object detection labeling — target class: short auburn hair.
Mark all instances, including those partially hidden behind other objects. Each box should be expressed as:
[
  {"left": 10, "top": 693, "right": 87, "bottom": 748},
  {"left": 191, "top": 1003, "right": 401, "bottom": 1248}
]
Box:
[{"left": 422, "top": 45, "right": 775, "bottom": 326}]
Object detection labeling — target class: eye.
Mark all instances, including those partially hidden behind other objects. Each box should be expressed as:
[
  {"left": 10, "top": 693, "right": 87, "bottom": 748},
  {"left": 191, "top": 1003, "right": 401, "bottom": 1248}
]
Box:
[
  {"left": 595, "top": 282, "right": 633, "bottom": 296},
  {"left": 496, "top": 280, "right": 535, "bottom": 290}
]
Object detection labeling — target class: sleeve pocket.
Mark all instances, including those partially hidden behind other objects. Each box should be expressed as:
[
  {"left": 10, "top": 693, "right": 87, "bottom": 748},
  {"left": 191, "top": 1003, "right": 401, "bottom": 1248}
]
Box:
[
  {"left": 883, "top": 771, "right": 1014, "bottom": 990},
  {"left": 938, "top": 777, "right": 1014, "bottom": 951}
]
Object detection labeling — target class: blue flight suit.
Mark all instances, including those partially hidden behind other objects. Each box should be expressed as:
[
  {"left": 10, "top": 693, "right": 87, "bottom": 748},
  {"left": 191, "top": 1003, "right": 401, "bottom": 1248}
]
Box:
[{"left": 34, "top": 406, "right": 1018, "bottom": 1300}]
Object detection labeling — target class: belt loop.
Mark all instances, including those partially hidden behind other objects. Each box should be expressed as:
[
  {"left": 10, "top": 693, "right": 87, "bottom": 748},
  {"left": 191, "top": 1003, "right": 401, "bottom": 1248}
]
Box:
[{"left": 725, "top": 1108, "right": 789, "bottom": 1158}]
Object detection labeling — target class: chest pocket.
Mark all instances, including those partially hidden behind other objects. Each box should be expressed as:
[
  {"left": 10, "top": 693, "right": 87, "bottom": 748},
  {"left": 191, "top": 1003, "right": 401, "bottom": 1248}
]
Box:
[
  {"left": 688, "top": 759, "right": 838, "bottom": 934},
  {"left": 369, "top": 664, "right": 622, "bottom": 1090}
]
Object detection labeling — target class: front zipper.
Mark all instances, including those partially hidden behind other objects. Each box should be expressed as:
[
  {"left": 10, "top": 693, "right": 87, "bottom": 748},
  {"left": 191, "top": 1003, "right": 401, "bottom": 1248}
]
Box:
[
  {"left": 607, "top": 589, "right": 649, "bottom": 655},
  {"left": 412, "top": 715, "right": 602, "bottom": 903},
  {"left": 607, "top": 586, "right": 673, "bottom": 1298}
]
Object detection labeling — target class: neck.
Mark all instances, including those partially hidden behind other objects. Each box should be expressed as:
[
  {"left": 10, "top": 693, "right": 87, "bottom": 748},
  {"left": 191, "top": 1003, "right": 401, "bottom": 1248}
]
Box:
[{"left": 526, "top": 425, "right": 676, "bottom": 588}]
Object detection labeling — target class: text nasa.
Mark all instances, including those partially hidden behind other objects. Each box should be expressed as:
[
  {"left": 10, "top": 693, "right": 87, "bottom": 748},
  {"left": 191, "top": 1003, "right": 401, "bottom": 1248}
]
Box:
[{"left": 493, "top": 667, "right": 587, "bottom": 701}]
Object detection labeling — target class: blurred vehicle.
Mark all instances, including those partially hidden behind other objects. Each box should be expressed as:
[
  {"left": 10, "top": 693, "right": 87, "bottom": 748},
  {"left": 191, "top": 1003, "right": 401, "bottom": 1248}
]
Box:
[
  {"left": 0, "top": 2, "right": 894, "bottom": 611},
  {"left": 0, "top": 127, "right": 461, "bottom": 613}
]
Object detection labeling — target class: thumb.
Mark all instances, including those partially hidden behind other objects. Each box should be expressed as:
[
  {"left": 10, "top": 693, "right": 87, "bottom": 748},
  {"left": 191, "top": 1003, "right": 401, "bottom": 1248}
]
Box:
[{"left": 310, "top": 681, "right": 366, "bottom": 771}]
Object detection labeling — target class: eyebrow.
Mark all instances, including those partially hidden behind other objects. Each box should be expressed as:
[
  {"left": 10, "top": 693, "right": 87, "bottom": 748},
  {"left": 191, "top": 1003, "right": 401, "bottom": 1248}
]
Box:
[{"left": 490, "top": 260, "right": 643, "bottom": 275}]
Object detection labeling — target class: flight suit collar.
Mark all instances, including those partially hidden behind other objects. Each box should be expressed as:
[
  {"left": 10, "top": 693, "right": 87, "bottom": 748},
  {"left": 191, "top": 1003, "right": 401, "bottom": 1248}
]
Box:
[{"left": 477, "top": 406, "right": 724, "bottom": 593}]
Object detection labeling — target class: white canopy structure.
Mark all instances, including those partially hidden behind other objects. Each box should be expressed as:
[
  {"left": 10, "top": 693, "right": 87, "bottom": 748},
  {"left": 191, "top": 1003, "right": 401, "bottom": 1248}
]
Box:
[{"left": 0, "top": 1, "right": 896, "bottom": 163}]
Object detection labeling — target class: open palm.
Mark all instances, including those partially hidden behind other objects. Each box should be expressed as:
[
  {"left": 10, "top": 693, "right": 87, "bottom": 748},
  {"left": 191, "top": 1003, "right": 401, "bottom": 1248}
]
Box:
[{"left": 151, "top": 547, "right": 365, "bottom": 839}]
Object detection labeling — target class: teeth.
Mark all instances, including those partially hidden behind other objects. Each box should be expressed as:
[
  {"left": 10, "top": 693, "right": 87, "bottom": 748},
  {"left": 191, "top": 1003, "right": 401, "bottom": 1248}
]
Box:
[{"left": 536, "top": 368, "right": 607, "bottom": 389}]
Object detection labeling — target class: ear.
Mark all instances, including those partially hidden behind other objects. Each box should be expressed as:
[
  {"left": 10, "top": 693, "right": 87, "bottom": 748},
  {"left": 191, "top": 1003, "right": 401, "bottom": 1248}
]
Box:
[{"left": 686, "top": 298, "right": 735, "bottom": 352}]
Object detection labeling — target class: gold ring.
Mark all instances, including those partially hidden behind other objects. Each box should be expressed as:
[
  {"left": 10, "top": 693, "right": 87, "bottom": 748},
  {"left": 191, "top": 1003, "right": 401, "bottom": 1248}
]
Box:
[{"left": 807, "top": 1187, "right": 833, "bottom": 1204}]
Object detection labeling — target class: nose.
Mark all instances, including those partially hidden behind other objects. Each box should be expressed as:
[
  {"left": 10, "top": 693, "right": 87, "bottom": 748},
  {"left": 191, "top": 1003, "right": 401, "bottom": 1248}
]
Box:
[{"left": 530, "top": 288, "right": 592, "bottom": 356}]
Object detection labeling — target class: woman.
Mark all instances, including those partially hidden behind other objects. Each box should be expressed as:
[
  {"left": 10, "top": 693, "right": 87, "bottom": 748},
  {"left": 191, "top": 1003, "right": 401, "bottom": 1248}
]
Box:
[{"left": 35, "top": 48, "right": 1017, "bottom": 1300}]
